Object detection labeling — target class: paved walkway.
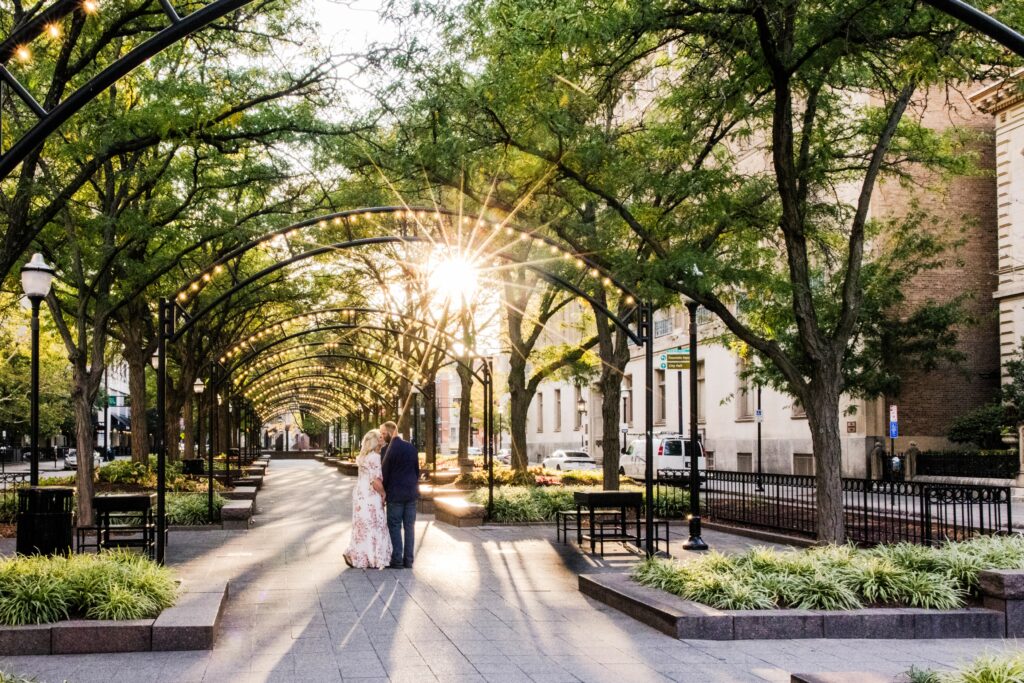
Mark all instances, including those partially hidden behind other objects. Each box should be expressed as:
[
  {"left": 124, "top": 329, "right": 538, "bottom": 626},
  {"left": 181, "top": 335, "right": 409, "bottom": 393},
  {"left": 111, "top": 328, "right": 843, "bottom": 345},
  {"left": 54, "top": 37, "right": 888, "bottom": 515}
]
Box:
[{"left": 0, "top": 460, "right": 1019, "bottom": 682}]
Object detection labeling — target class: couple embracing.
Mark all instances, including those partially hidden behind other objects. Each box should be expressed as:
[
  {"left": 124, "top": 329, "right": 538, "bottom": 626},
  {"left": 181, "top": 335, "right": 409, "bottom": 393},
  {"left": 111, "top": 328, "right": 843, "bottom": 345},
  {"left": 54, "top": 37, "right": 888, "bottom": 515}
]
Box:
[{"left": 343, "top": 421, "right": 419, "bottom": 570}]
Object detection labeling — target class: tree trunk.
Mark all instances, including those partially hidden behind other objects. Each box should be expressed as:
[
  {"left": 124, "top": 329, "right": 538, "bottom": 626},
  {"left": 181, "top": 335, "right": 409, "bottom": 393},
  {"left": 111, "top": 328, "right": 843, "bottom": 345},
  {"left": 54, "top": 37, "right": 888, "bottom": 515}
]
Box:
[
  {"left": 457, "top": 363, "right": 473, "bottom": 472},
  {"left": 217, "top": 397, "right": 230, "bottom": 455},
  {"left": 182, "top": 397, "right": 195, "bottom": 460},
  {"left": 593, "top": 293, "right": 631, "bottom": 491},
  {"left": 424, "top": 382, "right": 437, "bottom": 469},
  {"left": 804, "top": 378, "right": 846, "bottom": 543},
  {"left": 598, "top": 373, "right": 622, "bottom": 491},
  {"left": 125, "top": 353, "right": 149, "bottom": 464},
  {"left": 508, "top": 355, "right": 530, "bottom": 472},
  {"left": 165, "top": 391, "right": 184, "bottom": 462},
  {"left": 70, "top": 380, "right": 96, "bottom": 528}
]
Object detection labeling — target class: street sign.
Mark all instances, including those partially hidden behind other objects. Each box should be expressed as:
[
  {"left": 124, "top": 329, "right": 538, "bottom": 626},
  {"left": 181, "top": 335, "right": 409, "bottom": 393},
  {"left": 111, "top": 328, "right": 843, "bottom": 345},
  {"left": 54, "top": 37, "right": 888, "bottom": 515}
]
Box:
[
  {"left": 754, "top": 409, "right": 763, "bottom": 423},
  {"left": 889, "top": 421, "right": 898, "bottom": 439},
  {"left": 889, "top": 405, "right": 898, "bottom": 422},
  {"left": 665, "top": 352, "right": 689, "bottom": 370}
]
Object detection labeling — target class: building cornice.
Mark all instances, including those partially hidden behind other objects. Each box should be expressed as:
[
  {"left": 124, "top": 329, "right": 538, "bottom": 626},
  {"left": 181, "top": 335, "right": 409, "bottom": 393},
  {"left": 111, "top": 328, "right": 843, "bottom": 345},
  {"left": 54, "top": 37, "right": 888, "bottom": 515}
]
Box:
[{"left": 970, "top": 70, "right": 1024, "bottom": 114}]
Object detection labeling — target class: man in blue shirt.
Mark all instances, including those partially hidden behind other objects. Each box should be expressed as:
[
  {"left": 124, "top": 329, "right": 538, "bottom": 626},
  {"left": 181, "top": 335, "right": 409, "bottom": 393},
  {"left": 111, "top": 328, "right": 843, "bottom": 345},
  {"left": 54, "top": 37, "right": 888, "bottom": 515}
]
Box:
[{"left": 380, "top": 421, "right": 419, "bottom": 568}]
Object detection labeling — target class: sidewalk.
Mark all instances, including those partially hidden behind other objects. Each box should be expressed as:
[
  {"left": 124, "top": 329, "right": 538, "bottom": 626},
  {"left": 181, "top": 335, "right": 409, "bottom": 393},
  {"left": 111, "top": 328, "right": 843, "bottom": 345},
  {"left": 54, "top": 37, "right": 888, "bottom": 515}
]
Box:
[{"left": 0, "top": 460, "right": 1017, "bottom": 682}]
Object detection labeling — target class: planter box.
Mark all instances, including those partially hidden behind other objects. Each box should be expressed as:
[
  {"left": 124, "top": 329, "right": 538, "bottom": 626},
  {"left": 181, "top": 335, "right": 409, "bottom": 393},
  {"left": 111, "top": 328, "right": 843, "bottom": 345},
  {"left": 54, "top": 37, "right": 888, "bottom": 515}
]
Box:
[
  {"left": 580, "top": 573, "right": 1007, "bottom": 641},
  {"left": 434, "top": 497, "right": 486, "bottom": 527},
  {"left": 222, "top": 486, "right": 257, "bottom": 501},
  {"left": 980, "top": 568, "right": 1024, "bottom": 637},
  {"left": 0, "top": 581, "right": 228, "bottom": 655},
  {"left": 221, "top": 500, "right": 253, "bottom": 529}
]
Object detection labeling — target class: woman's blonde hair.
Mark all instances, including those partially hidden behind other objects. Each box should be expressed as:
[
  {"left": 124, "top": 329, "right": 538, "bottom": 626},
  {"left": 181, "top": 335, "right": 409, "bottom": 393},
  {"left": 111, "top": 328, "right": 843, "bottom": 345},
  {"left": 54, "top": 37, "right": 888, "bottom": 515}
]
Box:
[{"left": 359, "top": 429, "right": 382, "bottom": 458}]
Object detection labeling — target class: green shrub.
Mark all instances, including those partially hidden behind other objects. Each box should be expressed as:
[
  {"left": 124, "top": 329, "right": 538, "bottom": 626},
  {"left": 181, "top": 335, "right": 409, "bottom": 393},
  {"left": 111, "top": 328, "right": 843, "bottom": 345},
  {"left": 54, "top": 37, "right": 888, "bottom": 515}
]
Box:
[
  {"left": 0, "top": 551, "right": 176, "bottom": 625},
  {"left": 947, "top": 404, "right": 1010, "bottom": 449},
  {"left": 634, "top": 536, "right": 1024, "bottom": 612},
  {"left": 166, "top": 493, "right": 225, "bottom": 525},
  {"left": 559, "top": 471, "right": 605, "bottom": 486},
  {"left": 467, "top": 486, "right": 589, "bottom": 523}
]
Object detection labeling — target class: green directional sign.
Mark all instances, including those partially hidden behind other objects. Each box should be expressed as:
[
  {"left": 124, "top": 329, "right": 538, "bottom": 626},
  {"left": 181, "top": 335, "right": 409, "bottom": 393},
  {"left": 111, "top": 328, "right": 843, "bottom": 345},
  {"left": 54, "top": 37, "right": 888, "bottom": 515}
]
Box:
[{"left": 665, "top": 352, "right": 689, "bottom": 370}]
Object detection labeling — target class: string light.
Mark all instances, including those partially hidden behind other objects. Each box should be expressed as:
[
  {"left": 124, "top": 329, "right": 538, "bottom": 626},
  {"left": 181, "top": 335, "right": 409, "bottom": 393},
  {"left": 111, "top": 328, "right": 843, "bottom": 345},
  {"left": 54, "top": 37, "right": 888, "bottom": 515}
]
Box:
[
  {"left": 174, "top": 207, "right": 637, "bottom": 314},
  {"left": 45, "top": 24, "right": 61, "bottom": 39},
  {"left": 14, "top": 46, "right": 31, "bottom": 63},
  {"left": 81, "top": 0, "right": 99, "bottom": 13}
]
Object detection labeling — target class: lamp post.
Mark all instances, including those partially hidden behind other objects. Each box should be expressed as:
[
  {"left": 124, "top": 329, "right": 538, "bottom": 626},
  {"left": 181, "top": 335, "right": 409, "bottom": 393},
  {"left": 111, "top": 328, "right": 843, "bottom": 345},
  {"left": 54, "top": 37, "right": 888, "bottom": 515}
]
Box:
[
  {"left": 577, "top": 395, "right": 587, "bottom": 449},
  {"left": 21, "top": 253, "right": 54, "bottom": 486},
  {"left": 192, "top": 378, "right": 204, "bottom": 458},
  {"left": 682, "top": 299, "right": 707, "bottom": 551},
  {"left": 755, "top": 384, "right": 764, "bottom": 492}
]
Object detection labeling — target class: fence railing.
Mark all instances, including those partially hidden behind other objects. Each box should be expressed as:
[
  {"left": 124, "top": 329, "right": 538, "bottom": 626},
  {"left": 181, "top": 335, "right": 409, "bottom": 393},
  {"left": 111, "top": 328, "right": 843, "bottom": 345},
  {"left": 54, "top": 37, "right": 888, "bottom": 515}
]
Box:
[
  {"left": 0, "top": 472, "right": 33, "bottom": 523},
  {"left": 916, "top": 451, "right": 1020, "bottom": 479},
  {"left": 655, "top": 469, "right": 1013, "bottom": 546}
]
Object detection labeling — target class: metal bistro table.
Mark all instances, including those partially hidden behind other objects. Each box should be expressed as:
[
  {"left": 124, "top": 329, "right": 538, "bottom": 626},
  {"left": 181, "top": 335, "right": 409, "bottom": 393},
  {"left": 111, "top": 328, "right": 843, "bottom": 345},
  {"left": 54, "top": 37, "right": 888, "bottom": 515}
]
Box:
[
  {"left": 81, "top": 492, "right": 158, "bottom": 559},
  {"left": 573, "top": 490, "right": 643, "bottom": 554}
]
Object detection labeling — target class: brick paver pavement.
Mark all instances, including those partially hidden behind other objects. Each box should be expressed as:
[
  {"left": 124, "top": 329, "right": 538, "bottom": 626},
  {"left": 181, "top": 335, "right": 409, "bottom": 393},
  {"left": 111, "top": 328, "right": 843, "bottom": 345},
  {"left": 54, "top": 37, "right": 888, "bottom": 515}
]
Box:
[{"left": 0, "top": 459, "right": 1018, "bottom": 682}]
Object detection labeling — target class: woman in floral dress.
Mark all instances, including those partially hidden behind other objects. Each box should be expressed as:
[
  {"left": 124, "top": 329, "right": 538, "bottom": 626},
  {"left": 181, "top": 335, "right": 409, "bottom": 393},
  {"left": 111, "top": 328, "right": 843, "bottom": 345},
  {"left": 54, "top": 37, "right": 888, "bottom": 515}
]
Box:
[{"left": 343, "top": 430, "right": 392, "bottom": 569}]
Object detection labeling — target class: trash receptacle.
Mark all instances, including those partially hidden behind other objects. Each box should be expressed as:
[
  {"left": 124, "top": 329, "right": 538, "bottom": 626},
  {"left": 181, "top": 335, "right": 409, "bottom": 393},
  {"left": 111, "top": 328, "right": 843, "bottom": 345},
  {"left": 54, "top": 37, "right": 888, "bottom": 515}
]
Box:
[
  {"left": 16, "top": 486, "right": 75, "bottom": 556},
  {"left": 182, "top": 459, "right": 205, "bottom": 475}
]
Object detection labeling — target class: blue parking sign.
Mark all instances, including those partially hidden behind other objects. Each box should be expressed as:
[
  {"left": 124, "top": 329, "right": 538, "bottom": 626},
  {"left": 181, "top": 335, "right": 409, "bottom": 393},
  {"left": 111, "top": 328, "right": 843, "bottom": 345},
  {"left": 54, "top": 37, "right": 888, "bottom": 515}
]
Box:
[{"left": 889, "top": 421, "right": 898, "bottom": 439}]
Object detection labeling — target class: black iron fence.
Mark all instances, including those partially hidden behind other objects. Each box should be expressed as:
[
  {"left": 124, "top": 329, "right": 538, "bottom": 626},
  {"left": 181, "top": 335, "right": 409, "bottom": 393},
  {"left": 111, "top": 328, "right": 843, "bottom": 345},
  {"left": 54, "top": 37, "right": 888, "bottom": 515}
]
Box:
[
  {"left": 655, "top": 469, "right": 1013, "bottom": 546},
  {"left": 0, "top": 472, "right": 33, "bottom": 523},
  {"left": 916, "top": 450, "right": 1020, "bottom": 479}
]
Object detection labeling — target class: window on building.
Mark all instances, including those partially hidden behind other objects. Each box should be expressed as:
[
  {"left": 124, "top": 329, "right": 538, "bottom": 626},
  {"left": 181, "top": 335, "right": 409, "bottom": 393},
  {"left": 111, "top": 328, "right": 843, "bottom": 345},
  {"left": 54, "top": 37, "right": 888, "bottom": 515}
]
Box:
[
  {"left": 736, "top": 358, "right": 755, "bottom": 420},
  {"left": 654, "top": 317, "right": 672, "bottom": 337},
  {"left": 696, "top": 307, "right": 714, "bottom": 326},
  {"left": 793, "top": 453, "right": 814, "bottom": 476},
  {"left": 536, "top": 393, "right": 544, "bottom": 432},
  {"left": 623, "top": 375, "right": 633, "bottom": 426},
  {"left": 655, "top": 370, "right": 666, "bottom": 424},
  {"left": 554, "top": 389, "right": 562, "bottom": 432},
  {"left": 697, "top": 361, "right": 706, "bottom": 423},
  {"left": 737, "top": 452, "right": 753, "bottom": 472},
  {"left": 791, "top": 399, "right": 806, "bottom": 419}
]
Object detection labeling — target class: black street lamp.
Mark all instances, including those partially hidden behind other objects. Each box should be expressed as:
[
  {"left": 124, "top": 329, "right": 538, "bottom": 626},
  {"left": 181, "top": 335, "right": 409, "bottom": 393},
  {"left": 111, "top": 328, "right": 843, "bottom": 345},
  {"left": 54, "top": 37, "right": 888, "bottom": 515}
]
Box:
[
  {"left": 756, "top": 384, "right": 764, "bottom": 492},
  {"left": 682, "top": 299, "right": 707, "bottom": 551},
  {"left": 577, "top": 395, "right": 587, "bottom": 449},
  {"left": 20, "top": 253, "right": 54, "bottom": 487}
]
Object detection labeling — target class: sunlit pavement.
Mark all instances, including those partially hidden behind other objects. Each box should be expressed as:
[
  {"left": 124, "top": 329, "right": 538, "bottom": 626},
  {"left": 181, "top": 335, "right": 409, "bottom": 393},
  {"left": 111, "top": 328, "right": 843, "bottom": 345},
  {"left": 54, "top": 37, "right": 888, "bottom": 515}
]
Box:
[{"left": 0, "top": 459, "right": 1018, "bottom": 682}]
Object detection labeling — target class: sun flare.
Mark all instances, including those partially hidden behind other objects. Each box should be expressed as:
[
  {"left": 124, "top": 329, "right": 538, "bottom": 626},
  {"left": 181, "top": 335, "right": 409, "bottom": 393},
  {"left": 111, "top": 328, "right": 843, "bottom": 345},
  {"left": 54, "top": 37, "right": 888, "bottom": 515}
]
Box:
[{"left": 428, "top": 254, "right": 479, "bottom": 306}]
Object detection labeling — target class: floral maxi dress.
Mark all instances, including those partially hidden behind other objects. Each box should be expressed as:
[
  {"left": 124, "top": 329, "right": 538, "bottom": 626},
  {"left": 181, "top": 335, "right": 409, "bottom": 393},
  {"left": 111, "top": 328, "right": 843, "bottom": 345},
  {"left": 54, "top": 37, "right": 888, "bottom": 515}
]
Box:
[{"left": 344, "top": 451, "right": 392, "bottom": 569}]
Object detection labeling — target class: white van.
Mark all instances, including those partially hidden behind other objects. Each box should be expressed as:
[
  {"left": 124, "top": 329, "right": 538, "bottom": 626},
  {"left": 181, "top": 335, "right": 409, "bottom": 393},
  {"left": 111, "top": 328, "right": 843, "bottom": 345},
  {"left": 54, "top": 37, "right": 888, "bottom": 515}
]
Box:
[{"left": 619, "top": 434, "right": 705, "bottom": 479}]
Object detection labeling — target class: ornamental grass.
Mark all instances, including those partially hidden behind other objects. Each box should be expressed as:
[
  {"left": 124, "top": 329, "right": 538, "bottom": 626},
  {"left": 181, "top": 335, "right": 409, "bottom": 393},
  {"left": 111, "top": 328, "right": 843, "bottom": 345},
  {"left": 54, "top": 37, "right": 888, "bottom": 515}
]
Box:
[
  {"left": 909, "top": 652, "right": 1024, "bottom": 683},
  {"left": 634, "top": 535, "right": 1024, "bottom": 611},
  {"left": 0, "top": 551, "right": 176, "bottom": 625}
]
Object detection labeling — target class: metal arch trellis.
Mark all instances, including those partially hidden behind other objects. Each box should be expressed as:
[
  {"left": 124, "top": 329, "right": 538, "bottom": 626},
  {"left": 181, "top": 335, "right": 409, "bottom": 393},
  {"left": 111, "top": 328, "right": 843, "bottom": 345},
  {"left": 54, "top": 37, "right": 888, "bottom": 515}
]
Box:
[
  {"left": 221, "top": 306, "right": 478, "bottom": 367},
  {"left": 156, "top": 214, "right": 646, "bottom": 558},
  {"left": 240, "top": 355, "right": 426, "bottom": 398},
  {"left": 247, "top": 372, "right": 391, "bottom": 408},
  {"left": 224, "top": 322, "right": 490, "bottom": 386},
  {"left": 0, "top": 0, "right": 258, "bottom": 179},
  {"left": 172, "top": 209, "right": 644, "bottom": 344}
]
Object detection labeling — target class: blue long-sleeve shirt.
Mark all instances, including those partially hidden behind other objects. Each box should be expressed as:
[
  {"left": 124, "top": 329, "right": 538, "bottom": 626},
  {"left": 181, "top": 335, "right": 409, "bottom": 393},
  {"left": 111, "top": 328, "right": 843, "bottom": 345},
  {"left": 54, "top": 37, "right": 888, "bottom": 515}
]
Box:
[{"left": 381, "top": 436, "right": 420, "bottom": 503}]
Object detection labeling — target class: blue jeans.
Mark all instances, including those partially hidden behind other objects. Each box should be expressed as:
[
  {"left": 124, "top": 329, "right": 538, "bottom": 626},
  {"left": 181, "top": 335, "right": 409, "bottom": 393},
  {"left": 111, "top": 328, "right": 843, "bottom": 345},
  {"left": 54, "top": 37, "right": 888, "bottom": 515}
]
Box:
[{"left": 386, "top": 500, "right": 416, "bottom": 566}]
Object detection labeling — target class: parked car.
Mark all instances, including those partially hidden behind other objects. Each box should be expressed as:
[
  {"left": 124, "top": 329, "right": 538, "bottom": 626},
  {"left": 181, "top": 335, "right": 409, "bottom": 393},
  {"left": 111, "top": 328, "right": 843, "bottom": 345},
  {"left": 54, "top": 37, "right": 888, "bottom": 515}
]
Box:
[
  {"left": 496, "top": 448, "right": 511, "bottom": 465},
  {"left": 467, "top": 446, "right": 483, "bottom": 456},
  {"left": 65, "top": 448, "right": 102, "bottom": 470},
  {"left": 619, "top": 434, "right": 705, "bottom": 479},
  {"left": 542, "top": 449, "right": 599, "bottom": 471}
]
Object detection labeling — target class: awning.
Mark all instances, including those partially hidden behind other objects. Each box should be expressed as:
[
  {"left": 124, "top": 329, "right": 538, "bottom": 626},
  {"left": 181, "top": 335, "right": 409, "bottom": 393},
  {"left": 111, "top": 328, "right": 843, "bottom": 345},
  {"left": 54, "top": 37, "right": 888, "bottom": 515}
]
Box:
[{"left": 108, "top": 413, "right": 130, "bottom": 431}]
